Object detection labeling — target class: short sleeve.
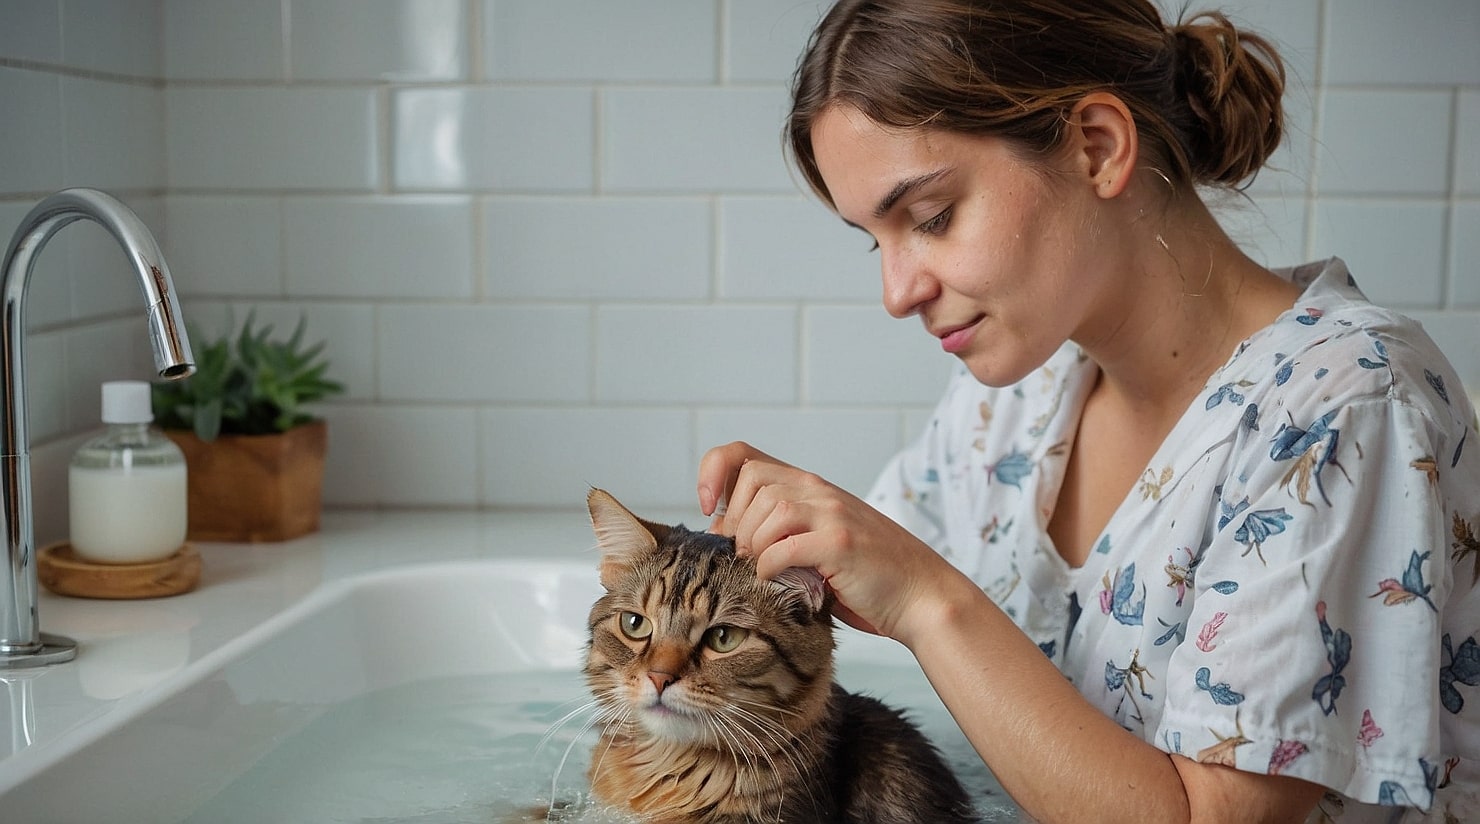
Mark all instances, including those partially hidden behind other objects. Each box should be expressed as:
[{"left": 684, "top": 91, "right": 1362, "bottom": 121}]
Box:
[{"left": 1156, "top": 393, "right": 1457, "bottom": 808}]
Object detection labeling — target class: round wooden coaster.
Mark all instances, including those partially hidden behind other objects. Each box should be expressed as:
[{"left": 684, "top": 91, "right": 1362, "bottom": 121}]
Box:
[{"left": 37, "top": 542, "right": 202, "bottom": 600}]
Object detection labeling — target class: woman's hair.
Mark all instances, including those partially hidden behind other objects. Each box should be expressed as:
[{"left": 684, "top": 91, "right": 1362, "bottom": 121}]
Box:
[{"left": 787, "top": 0, "right": 1286, "bottom": 205}]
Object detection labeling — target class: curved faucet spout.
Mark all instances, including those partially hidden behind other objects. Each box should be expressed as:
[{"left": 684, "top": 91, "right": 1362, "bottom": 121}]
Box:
[{"left": 0, "top": 188, "right": 196, "bottom": 668}]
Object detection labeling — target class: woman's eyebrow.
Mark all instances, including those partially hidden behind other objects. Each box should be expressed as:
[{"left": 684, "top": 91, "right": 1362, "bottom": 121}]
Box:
[{"left": 872, "top": 169, "right": 952, "bottom": 219}]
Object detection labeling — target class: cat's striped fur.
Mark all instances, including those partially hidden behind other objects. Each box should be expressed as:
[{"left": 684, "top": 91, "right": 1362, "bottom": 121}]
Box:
[{"left": 583, "top": 488, "right": 977, "bottom": 823}]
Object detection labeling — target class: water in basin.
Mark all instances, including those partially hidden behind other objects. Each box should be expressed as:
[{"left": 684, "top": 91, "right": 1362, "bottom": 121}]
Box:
[
  {"left": 0, "top": 559, "right": 1019, "bottom": 822},
  {"left": 183, "top": 666, "right": 1017, "bottom": 823}
]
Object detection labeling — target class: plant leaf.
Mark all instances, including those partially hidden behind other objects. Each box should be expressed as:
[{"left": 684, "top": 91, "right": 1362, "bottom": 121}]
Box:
[{"left": 193, "top": 397, "right": 223, "bottom": 442}]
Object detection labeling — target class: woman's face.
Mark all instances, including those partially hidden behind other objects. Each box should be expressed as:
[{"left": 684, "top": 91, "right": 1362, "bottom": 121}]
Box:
[{"left": 810, "top": 104, "right": 1123, "bottom": 387}]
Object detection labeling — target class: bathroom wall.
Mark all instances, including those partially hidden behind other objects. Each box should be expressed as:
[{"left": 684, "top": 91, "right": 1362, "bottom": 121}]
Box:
[
  {"left": 2, "top": 1, "right": 1478, "bottom": 543},
  {"left": 0, "top": 0, "right": 166, "bottom": 543}
]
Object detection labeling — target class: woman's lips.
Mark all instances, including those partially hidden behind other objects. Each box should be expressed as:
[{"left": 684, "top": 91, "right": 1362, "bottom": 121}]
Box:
[{"left": 936, "top": 317, "right": 982, "bottom": 354}]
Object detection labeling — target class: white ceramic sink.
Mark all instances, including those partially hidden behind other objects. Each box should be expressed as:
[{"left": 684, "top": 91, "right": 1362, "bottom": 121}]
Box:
[
  {"left": 0, "top": 541, "right": 1012, "bottom": 822},
  {"left": 0, "top": 559, "right": 607, "bottom": 821}
]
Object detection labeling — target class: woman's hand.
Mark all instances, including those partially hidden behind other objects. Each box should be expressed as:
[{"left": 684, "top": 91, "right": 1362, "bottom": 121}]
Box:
[{"left": 697, "top": 441, "right": 969, "bottom": 642}]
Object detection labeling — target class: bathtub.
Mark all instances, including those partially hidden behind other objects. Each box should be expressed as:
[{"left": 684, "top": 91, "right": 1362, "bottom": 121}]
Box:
[{"left": 0, "top": 511, "right": 1015, "bottom": 821}]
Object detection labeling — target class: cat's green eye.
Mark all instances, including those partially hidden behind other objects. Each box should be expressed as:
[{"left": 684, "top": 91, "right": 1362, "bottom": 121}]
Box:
[
  {"left": 703, "top": 625, "right": 749, "bottom": 653},
  {"left": 618, "top": 611, "right": 652, "bottom": 640}
]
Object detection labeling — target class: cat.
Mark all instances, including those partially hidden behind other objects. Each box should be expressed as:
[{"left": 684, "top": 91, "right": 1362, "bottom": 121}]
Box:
[{"left": 580, "top": 488, "right": 978, "bottom": 823}]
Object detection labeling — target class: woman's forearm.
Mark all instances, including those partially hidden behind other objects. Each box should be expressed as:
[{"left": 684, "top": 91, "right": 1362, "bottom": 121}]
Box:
[{"left": 899, "top": 569, "right": 1195, "bottom": 823}]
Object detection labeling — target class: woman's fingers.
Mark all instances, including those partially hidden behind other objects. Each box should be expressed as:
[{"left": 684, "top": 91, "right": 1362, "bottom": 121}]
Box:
[
  {"left": 696, "top": 441, "right": 779, "bottom": 519},
  {"left": 726, "top": 463, "right": 821, "bottom": 552}
]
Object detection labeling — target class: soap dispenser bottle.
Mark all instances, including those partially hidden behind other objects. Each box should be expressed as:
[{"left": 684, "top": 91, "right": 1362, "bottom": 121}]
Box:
[{"left": 68, "top": 380, "right": 188, "bottom": 564}]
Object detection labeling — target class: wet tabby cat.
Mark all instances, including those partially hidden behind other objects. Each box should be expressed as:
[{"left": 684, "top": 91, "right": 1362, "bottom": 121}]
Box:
[{"left": 582, "top": 488, "right": 977, "bottom": 823}]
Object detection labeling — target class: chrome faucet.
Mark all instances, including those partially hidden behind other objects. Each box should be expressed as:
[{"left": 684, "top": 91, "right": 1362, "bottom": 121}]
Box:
[{"left": 0, "top": 188, "right": 195, "bottom": 668}]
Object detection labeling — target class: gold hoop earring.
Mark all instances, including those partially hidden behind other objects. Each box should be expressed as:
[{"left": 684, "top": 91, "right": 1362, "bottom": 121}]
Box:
[{"left": 1155, "top": 234, "right": 1214, "bottom": 298}]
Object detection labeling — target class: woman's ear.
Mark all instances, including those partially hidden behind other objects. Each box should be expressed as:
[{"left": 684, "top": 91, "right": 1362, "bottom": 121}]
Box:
[{"left": 1066, "top": 92, "right": 1139, "bottom": 199}]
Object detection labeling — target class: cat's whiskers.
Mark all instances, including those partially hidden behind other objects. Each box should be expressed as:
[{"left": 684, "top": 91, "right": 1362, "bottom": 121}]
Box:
[
  {"left": 722, "top": 702, "right": 803, "bottom": 756},
  {"left": 537, "top": 698, "right": 602, "bottom": 756},
  {"left": 712, "top": 706, "right": 806, "bottom": 824},
  {"left": 739, "top": 713, "right": 813, "bottom": 786},
  {"left": 698, "top": 707, "right": 781, "bottom": 816},
  {"left": 703, "top": 711, "right": 754, "bottom": 785},
  {"left": 731, "top": 694, "right": 806, "bottom": 722},
  {"left": 543, "top": 698, "right": 628, "bottom": 816},
  {"left": 585, "top": 706, "right": 632, "bottom": 789}
]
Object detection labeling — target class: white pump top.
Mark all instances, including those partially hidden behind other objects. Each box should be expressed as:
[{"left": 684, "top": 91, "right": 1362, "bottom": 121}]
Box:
[{"left": 100, "top": 380, "right": 155, "bottom": 424}]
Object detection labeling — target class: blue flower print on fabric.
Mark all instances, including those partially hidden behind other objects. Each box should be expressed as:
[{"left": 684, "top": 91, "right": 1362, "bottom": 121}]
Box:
[
  {"left": 1217, "top": 496, "right": 1248, "bottom": 530},
  {"left": 987, "top": 449, "right": 1033, "bottom": 489},
  {"left": 1356, "top": 335, "right": 1390, "bottom": 370},
  {"left": 1153, "top": 618, "right": 1183, "bottom": 646},
  {"left": 1194, "top": 667, "right": 1245, "bottom": 706},
  {"left": 1369, "top": 550, "right": 1437, "bottom": 612},
  {"left": 1275, "top": 358, "right": 1295, "bottom": 386},
  {"left": 1314, "top": 601, "right": 1352, "bottom": 716},
  {"left": 1231, "top": 506, "right": 1293, "bottom": 564},
  {"left": 1100, "top": 563, "right": 1146, "bottom": 626},
  {"left": 1270, "top": 409, "right": 1345, "bottom": 506},
  {"left": 1205, "top": 381, "right": 1252, "bottom": 410},
  {"left": 1440, "top": 634, "right": 1480, "bottom": 714},
  {"left": 1240, "top": 404, "right": 1260, "bottom": 432},
  {"left": 1425, "top": 370, "right": 1450, "bottom": 404},
  {"left": 1380, "top": 758, "right": 1454, "bottom": 809}
]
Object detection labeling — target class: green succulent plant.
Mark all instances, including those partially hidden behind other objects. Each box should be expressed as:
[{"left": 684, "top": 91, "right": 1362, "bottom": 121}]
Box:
[{"left": 152, "top": 313, "right": 345, "bottom": 441}]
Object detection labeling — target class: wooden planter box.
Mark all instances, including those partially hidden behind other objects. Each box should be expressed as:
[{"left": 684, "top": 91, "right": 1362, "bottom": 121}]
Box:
[{"left": 164, "top": 420, "right": 327, "bottom": 543}]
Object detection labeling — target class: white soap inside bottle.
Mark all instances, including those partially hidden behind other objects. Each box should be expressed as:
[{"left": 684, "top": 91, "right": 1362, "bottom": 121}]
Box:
[{"left": 68, "top": 380, "right": 188, "bottom": 564}]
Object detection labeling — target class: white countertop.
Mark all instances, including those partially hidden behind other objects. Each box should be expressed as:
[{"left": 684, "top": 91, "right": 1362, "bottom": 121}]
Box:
[{"left": 2, "top": 507, "right": 667, "bottom": 783}]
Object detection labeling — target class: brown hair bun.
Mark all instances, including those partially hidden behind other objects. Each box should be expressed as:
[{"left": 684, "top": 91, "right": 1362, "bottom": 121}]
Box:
[{"left": 1170, "top": 11, "right": 1287, "bottom": 186}]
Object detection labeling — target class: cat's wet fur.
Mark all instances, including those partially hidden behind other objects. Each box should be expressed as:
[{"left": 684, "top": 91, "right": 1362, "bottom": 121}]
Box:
[{"left": 580, "top": 488, "right": 977, "bottom": 824}]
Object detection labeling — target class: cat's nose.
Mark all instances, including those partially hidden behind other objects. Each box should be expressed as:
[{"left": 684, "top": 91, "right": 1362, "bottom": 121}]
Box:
[{"left": 648, "top": 671, "right": 678, "bottom": 695}]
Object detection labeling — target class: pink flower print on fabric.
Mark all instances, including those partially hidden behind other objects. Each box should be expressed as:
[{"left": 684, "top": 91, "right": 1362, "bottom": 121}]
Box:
[
  {"left": 1196, "top": 612, "right": 1228, "bottom": 653},
  {"left": 1357, "top": 709, "right": 1384, "bottom": 749},
  {"left": 1268, "top": 740, "right": 1310, "bottom": 775},
  {"left": 1165, "top": 547, "right": 1194, "bottom": 607}
]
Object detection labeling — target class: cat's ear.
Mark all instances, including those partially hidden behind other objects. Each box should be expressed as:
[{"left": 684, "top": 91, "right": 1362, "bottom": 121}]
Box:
[
  {"left": 770, "top": 566, "right": 828, "bottom": 615},
  {"left": 587, "top": 488, "right": 670, "bottom": 588}
]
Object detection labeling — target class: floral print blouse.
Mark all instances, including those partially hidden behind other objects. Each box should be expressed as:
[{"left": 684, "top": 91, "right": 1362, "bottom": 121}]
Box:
[{"left": 868, "top": 258, "right": 1480, "bottom": 821}]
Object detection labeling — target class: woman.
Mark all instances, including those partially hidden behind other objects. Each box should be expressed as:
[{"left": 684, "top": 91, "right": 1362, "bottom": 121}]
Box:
[{"left": 698, "top": 1, "right": 1480, "bottom": 821}]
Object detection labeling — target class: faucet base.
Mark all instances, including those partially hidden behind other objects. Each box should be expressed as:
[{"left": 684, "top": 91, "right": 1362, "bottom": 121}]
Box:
[{"left": 0, "top": 633, "right": 76, "bottom": 669}]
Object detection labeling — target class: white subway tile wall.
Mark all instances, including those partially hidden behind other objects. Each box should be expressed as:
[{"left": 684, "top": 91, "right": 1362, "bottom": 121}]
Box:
[
  {"left": 484, "top": 197, "right": 713, "bottom": 300},
  {"left": 0, "top": 0, "right": 1476, "bottom": 540},
  {"left": 393, "top": 87, "right": 596, "bottom": 190},
  {"left": 290, "top": 0, "right": 469, "bottom": 83},
  {"left": 1459, "top": 91, "right": 1480, "bottom": 196},
  {"left": 168, "top": 87, "right": 380, "bottom": 190}
]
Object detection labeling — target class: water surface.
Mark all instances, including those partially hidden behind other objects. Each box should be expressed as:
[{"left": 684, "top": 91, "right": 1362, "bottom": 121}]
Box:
[{"left": 183, "top": 664, "right": 1019, "bottom": 823}]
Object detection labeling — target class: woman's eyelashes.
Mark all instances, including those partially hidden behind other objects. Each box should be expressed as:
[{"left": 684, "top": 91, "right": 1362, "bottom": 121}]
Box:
[
  {"left": 858, "top": 205, "right": 952, "bottom": 253},
  {"left": 915, "top": 207, "right": 952, "bottom": 237}
]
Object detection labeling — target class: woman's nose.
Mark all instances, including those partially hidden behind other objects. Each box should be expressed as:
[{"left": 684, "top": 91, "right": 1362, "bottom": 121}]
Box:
[{"left": 880, "top": 247, "right": 936, "bottom": 319}]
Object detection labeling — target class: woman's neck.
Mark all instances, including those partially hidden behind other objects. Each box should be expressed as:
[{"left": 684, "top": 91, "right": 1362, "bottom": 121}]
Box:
[{"left": 1075, "top": 199, "right": 1303, "bottom": 421}]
